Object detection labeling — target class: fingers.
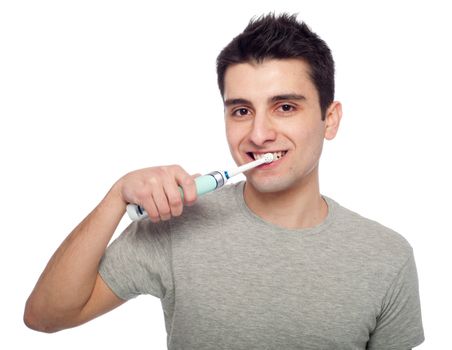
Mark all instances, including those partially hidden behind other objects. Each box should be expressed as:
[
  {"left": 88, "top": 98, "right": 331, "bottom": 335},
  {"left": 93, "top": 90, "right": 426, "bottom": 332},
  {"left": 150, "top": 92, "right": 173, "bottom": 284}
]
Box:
[
  {"left": 176, "top": 171, "right": 198, "bottom": 207},
  {"left": 122, "top": 165, "right": 199, "bottom": 223},
  {"left": 162, "top": 177, "right": 184, "bottom": 217},
  {"left": 150, "top": 184, "right": 172, "bottom": 221},
  {"left": 142, "top": 193, "right": 160, "bottom": 223},
  {"left": 135, "top": 175, "right": 165, "bottom": 223}
]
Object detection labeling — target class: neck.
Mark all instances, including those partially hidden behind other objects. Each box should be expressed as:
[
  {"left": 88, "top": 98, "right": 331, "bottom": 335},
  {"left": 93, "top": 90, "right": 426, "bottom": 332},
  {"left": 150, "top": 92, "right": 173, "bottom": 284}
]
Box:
[{"left": 243, "top": 167, "right": 328, "bottom": 229}]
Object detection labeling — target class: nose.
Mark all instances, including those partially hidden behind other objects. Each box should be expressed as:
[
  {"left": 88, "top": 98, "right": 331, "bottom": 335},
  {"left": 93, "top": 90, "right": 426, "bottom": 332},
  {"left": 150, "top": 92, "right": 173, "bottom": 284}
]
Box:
[{"left": 248, "top": 112, "right": 277, "bottom": 146}]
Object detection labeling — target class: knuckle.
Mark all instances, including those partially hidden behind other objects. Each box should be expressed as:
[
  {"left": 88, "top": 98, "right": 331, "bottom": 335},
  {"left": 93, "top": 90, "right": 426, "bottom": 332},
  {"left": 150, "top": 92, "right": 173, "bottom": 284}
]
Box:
[
  {"left": 171, "top": 201, "right": 183, "bottom": 215},
  {"left": 169, "top": 197, "right": 182, "bottom": 208},
  {"left": 146, "top": 210, "right": 160, "bottom": 222},
  {"left": 184, "top": 195, "right": 197, "bottom": 206},
  {"left": 168, "top": 164, "right": 182, "bottom": 173},
  {"left": 159, "top": 209, "right": 171, "bottom": 217},
  {"left": 146, "top": 176, "right": 160, "bottom": 187},
  {"left": 135, "top": 193, "right": 148, "bottom": 204},
  {"left": 146, "top": 167, "right": 164, "bottom": 179},
  {"left": 136, "top": 187, "right": 153, "bottom": 203},
  {"left": 182, "top": 176, "right": 194, "bottom": 186}
]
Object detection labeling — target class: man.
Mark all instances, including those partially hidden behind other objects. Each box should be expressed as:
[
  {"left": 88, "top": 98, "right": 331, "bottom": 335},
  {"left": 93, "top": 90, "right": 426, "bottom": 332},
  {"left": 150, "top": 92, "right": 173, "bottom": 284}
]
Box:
[{"left": 24, "top": 13, "right": 424, "bottom": 349}]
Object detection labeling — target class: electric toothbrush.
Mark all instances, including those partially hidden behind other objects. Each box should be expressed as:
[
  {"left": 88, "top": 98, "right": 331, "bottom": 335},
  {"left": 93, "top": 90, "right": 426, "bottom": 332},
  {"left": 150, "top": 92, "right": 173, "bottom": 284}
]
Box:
[{"left": 126, "top": 153, "right": 274, "bottom": 221}]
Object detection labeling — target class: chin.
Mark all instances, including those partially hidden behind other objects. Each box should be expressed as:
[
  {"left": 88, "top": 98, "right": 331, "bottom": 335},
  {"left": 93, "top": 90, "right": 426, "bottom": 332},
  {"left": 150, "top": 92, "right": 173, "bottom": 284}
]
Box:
[{"left": 246, "top": 176, "right": 294, "bottom": 194}]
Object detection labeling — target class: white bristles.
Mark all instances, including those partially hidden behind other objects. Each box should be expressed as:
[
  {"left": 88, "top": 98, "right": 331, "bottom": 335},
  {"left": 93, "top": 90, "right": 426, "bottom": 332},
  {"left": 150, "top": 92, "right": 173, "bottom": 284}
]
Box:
[
  {"left": 263, "top": 152, "right": 274, "bottom": 163},
  {"left": 226, "top": 153, "right": 274, "bottom": 178}
]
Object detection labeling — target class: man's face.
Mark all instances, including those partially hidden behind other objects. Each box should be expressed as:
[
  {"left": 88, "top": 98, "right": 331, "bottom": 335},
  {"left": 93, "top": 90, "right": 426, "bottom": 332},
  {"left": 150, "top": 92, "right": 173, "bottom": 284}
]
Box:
[{"left": 223, "top": 58, "right": 339, "bottom": 194}]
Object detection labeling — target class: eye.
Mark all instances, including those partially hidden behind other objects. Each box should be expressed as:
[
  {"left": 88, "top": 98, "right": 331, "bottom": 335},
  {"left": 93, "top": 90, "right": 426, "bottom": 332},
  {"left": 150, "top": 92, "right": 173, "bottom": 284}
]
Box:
[
  {"left": 278, "top": 104, "right": 295, "bottom": 112},
  {"left": 232, "top": 108, "right": 250, "bottom": 117}
]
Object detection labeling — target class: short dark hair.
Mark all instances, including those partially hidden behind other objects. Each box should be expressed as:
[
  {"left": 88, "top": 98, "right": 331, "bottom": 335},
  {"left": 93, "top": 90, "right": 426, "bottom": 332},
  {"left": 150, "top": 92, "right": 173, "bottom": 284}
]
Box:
[{"left": 216, "top": 13, "right": 335, "bottom": 120}]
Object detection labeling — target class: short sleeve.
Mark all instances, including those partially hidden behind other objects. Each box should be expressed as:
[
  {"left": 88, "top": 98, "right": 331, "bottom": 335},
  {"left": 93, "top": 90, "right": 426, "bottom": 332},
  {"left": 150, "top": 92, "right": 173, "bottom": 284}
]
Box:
[
  {"left": 98, "top": 219, "right": 174, "bottom": 301},
  {"left": 367, "top": 250, "right": 424, "bottom": 349}
]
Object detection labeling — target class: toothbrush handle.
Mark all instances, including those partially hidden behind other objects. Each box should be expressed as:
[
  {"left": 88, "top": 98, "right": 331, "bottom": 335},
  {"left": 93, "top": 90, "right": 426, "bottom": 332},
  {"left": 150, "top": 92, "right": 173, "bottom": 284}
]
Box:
[{"left": 126, "top": 171, "right": 225, "bottom": 221}]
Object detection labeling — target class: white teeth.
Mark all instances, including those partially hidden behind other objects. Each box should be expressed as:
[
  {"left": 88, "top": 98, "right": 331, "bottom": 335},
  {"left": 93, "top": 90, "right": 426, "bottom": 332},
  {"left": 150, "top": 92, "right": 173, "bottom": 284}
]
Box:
[{"left": 252, "top": 151, "right": 286, "bottom": 160}]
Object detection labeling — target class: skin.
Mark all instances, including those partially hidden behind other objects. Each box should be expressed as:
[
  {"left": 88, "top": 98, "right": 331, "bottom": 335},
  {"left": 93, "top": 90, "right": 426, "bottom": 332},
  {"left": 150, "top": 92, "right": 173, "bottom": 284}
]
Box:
[
  {"left": 224, "top": 58, "right": 342, "bottom": 229},
  {"left": 24, "top": 167, "right": 199, "bottom": 332},
  {"left": 23, "top": 57, "right": 341, "bottom": 333}
]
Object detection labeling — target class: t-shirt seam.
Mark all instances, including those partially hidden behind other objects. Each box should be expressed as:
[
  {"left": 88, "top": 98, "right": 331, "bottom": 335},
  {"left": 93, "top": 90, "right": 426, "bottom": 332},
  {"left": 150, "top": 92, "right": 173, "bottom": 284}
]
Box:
[
  {"left": 166, "top": 221, "right": 176, "bottom": 303},
  {"left": 166, "top": 220, "right": 177, "bottom": 342},
  {"left": 233, "top": 181, "right": 335, "bottom": 235},
  {"left": 98, "top": 262, "right": 131, "bottom": 301},
  {"left": 378, "top": 247, "right": 414, "bottom": 315},
  {"left": 369, "top": 332, "right": 425, "bottom": 349}
]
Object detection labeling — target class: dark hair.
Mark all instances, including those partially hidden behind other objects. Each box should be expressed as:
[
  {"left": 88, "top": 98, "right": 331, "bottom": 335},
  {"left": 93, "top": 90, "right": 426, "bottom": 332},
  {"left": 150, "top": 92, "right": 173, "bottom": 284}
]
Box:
[{"left": 216, "top": 13, "right": 335, "bottom": 120}]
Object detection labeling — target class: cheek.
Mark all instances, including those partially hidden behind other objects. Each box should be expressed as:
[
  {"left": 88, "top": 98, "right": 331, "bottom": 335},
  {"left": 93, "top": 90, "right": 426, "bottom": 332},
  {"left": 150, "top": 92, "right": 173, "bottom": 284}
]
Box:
[
  {"left": 287, "top": 122, "right": 324, "bottom": 158},
  {"left": 225, "top": 123, "right": 244, "bottom": 156},
  {"left": 225, "top": 124, "right": 236, "bottom": 146},
  {"left": 301, "top": 128, "right": 325, "bottom": 165},
  {"left": 226, "top": 120, "right": 247, "bottom": 142}
]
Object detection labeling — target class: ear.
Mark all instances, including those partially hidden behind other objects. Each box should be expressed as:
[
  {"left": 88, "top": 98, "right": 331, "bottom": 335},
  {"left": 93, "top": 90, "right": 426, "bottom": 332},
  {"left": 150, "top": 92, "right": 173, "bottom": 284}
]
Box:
[{"left": 324, "top": 101, "right": 342, "bottom": 140}]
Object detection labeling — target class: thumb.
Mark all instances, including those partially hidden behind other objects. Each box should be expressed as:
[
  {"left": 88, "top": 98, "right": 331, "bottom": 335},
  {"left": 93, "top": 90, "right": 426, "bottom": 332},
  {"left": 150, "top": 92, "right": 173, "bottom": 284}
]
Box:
[{"left": 191, "top": 173, "right": 202, "bottom": 179}]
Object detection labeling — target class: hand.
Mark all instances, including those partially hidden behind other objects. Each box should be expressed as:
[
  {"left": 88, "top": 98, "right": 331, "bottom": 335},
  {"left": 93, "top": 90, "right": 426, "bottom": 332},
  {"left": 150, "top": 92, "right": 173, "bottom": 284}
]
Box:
[{"left": 115, "top": 165, "right": 199, "bottom": 223}]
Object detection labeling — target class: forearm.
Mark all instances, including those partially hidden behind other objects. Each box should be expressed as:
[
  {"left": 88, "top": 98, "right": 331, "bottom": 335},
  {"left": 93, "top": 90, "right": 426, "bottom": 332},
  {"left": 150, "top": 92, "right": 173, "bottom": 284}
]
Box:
[
  {"left": 25, "top": 164, "right": 198, "bottom": 331},
  {"left": 25, "top": 182, "right": 126, "bottom": 322}
]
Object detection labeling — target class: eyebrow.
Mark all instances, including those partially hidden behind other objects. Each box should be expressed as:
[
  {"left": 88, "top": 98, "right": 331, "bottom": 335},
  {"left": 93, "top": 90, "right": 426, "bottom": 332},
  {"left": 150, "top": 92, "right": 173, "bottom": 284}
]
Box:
[
  {"left": 270, "top": 94, "right": 306, "bottom": 103},
  {"left": 224, "top": 98, "right": 251, "bottom": 107},
  {"left": 224, "top": 94, "right": 306, "bottom": 107}
]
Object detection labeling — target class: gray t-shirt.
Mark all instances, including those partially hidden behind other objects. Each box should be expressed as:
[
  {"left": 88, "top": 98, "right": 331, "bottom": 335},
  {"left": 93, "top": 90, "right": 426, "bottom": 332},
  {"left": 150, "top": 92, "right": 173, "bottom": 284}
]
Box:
[{"left": 99, "top": 181, "right": 424, "bottom": 349}]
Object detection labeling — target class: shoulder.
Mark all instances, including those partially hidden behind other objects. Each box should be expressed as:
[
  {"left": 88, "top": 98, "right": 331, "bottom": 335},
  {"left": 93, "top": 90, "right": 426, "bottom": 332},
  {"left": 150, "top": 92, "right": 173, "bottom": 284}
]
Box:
[{"left": 325, "top": 196, "right": 413, "bottom": 266}]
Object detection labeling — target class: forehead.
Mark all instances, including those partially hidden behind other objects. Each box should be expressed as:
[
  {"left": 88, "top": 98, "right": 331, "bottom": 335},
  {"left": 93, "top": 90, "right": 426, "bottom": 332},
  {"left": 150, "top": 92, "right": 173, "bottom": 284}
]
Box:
[{"left": 223, "top": 58, "right": 317, "bottom": 102}]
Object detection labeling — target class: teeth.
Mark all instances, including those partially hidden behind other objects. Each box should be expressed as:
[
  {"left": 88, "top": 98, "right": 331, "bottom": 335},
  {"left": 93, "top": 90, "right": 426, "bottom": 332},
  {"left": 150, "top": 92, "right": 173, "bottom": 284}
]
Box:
[{"left": 252, "top": 151, "right": 286, "bottom": 160}]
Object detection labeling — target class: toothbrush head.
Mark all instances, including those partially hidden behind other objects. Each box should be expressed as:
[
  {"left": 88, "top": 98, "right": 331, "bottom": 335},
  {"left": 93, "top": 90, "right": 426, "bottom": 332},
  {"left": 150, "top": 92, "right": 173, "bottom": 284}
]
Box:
[{"left": 263, "top": 153, "right": 274, "bottom": 163}]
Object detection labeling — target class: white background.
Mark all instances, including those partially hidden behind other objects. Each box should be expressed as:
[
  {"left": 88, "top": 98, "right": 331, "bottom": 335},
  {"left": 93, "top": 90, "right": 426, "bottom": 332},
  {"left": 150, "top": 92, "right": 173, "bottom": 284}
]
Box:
[{"left": 1, "top": 0, "right": 451, "bottom": 348}]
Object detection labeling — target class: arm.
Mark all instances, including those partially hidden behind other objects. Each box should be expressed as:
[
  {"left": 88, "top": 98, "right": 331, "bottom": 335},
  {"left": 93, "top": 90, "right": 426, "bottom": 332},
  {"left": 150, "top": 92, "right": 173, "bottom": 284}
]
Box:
[
  {"left": 367, "top": 251, "right": 424, "bottom": 349},
  {"left": 24, "top": 184, "right": 127, "bottom": 332},
  {"left": 24, "top": 165, "right": 197, "bottom": 333}
]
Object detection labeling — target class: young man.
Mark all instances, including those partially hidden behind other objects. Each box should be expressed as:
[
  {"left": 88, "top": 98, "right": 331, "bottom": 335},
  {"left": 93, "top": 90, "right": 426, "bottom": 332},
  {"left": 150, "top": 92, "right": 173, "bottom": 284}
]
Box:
[{"left": 24, "top": 13, "right": 424, "bottom": 349}]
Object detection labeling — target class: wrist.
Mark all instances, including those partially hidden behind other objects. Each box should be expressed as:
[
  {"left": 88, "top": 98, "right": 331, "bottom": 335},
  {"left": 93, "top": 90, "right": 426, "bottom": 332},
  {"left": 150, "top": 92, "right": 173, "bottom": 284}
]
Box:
[{"left": 103, "top": 180, "right": 127, "bottom": 215}]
